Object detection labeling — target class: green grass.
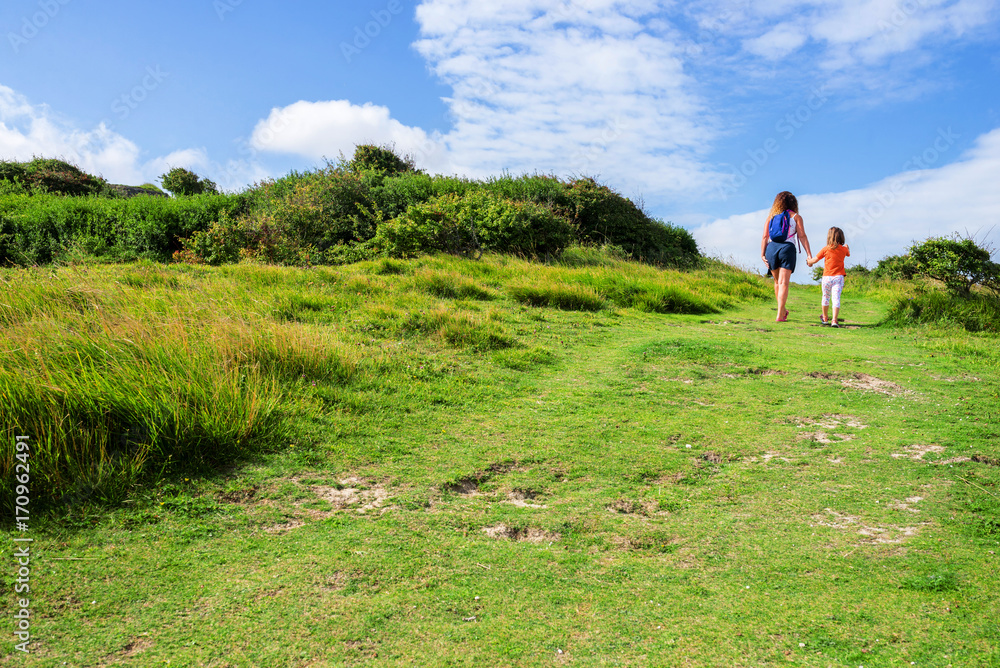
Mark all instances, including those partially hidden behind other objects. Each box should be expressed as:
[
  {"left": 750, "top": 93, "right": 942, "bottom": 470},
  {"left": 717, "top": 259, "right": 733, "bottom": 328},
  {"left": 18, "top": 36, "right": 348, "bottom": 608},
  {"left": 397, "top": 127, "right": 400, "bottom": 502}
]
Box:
[
  {"left": 883, "top": 288, "right": 1000, "bottom": 334},
  {"left": 2, "top": 254, "right": 999, "bottom": 667}
]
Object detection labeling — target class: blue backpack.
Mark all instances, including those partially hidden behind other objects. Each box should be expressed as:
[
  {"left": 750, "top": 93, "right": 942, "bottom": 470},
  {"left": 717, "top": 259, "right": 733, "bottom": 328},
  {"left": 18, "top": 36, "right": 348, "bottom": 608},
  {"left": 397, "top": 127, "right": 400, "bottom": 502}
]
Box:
[{"left": 768, "top": 210, "right": 793, "bottom": 243}]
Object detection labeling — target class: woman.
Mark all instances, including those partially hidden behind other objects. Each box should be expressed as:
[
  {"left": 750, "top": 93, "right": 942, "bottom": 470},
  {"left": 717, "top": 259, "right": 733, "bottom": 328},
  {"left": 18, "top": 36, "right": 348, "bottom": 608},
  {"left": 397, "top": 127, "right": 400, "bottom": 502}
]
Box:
[{"left": 760, "top": 191, "right": 812, "bottom": 322}]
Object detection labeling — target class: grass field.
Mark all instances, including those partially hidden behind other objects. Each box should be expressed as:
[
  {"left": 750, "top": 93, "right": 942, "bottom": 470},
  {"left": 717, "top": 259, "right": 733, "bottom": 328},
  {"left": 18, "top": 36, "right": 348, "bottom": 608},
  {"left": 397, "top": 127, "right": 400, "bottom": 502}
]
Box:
[{"left": 2, "top": 254, "right": 999, "bottom": 667}]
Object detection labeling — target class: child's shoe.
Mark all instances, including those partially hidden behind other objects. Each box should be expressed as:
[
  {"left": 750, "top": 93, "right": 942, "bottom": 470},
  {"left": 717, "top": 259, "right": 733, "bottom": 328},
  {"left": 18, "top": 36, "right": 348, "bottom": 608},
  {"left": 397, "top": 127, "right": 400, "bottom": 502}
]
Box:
[{"left": 830, "top": 321, "right": 840, "bottom": 328}]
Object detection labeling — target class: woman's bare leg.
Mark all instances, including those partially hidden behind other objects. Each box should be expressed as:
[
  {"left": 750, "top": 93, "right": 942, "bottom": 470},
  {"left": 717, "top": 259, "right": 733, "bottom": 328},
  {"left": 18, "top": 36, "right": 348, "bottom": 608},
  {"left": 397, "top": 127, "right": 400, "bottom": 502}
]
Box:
[{"left": 776, "top": 268, "right": 791, "bottom": 320}]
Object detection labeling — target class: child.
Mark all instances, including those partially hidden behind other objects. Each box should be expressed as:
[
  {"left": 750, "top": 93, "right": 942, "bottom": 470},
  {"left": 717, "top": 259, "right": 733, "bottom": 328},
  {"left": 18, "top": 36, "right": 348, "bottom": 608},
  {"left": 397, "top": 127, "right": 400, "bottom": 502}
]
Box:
[{"left": 806, "top": 227, "right": 850, "bottom": 327}]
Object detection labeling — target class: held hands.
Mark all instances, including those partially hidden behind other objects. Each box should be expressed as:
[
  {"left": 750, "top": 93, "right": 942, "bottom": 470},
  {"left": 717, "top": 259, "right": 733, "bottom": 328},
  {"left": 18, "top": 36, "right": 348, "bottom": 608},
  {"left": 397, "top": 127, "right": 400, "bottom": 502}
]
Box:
[{"left": 806, "top": 256, "right": 817, "bottom": 267}]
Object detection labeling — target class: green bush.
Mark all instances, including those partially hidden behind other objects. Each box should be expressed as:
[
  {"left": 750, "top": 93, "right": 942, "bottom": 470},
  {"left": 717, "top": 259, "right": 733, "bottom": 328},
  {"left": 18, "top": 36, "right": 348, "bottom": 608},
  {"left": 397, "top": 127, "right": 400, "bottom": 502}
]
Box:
[
  {"left": 374, "top": 192, "right": 574, "bottom": 259},
  {"left": 908, "top": 235, "right": 1000, "bottom": 296},
  {"left": 173, "top": 213, "right": 248, "bottom": 265},
  {"left": 0, "top": 191, "right": 241, "bottom": 265},
  {"left": 475, "top": 174, "right": 571, "bottom": 207},
  {"left": 811, "top": 264, "right": 871, "bottom": 282},
  {"left": 161, "top": 167, "right": 218, "bottom": 196},
  {"left": 348, "top": 144, "right": 418, "bottom": 175},
  {"left": 561, "top": 178, "right": 699, "bottom": 267},
  {"left": 189, "top": 168, "right": 380, "bottom": 265},
  {"left": 1, "top": 158, "right": 109, "bottom": 197},
  {"left": 368, "top": 172, "right": 472, "bottom": 221},
  {"left": 872, "top": 254, "right": 919, "bottom": 280}
]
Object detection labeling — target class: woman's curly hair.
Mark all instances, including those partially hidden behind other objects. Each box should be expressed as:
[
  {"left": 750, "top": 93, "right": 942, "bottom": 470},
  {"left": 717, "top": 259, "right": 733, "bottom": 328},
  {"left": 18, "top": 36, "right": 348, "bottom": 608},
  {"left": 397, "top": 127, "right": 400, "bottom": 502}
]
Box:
[{"left": 767, "top": 191, "right": 798, "bottom": 221}]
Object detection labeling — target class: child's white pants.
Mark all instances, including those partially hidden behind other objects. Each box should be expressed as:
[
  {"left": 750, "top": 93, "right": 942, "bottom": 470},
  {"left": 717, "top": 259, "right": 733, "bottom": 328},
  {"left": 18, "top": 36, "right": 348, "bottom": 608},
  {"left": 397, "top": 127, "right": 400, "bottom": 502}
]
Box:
[{"left": 821, "top": 275, "right": 845, "bottom": 308}]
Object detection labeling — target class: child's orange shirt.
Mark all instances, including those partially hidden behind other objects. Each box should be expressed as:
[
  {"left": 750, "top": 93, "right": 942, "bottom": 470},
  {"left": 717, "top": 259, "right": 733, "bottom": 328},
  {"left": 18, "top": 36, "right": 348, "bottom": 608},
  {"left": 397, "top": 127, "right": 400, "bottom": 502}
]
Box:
[{"left": 815, "top": 245, "right": 850, "bottom": 276}]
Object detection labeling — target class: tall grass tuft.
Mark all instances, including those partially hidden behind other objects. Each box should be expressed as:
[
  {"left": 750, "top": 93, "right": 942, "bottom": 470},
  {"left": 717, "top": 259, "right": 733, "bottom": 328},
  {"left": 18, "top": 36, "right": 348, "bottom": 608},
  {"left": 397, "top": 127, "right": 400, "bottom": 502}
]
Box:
[
  {"left": 882, "top": 289, "right": 1000, "bottom": 334},
  {"left": 402, "top": 307, "right": 516, "bottom": 350},
  {"left": 0, "top": 269, "right": 353, "bottom": 512},
  {"left": 411, "top": 267, "right": 496, "bottom": 301},
  {"left": 508, "top": 282, "right": 607, "bottom": 311},
  {"left": 0, "top": 315, "right": 286, "bottom": 510}
]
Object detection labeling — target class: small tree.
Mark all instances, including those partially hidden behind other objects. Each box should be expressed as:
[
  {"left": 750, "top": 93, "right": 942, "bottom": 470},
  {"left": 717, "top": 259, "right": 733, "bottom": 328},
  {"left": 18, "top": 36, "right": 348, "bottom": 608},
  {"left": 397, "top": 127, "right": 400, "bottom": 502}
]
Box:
[
  {"left": 160, "top": 167, "right": 218, "bottom": 196},
  {"left": 908, "top": 235, "right": 1000, "bottom": 296},
  {"left": 347, "top": 144, "right": 417, "bottom": 175}
]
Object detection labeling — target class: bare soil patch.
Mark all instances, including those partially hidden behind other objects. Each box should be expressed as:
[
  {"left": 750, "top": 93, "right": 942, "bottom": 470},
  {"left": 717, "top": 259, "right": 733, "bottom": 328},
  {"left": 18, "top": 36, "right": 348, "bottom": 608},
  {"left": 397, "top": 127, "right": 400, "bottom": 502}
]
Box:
[
  {"left": 255, "top": 476, "right": 394, "bottom": 532},
  {"left": 120, "top": 637, "right": 153, "bottom": 658},
  {"left": 843, "top": 373, "right": 906, "bottom": 396},
  {"left": 888, "top": 496, "right": 924, "bottom": 513},
  {"left": 445, "top": 460, "right": 524, "bottom": 495},
  {"left": 311, "top": 483, "right": 389, "bottom": 513},
  {"left": 798, "top": 431, "right": 855, "bottom": 444},
  {"left": 796, "top": 414, "right": 867, "bottom": 429},
  {"left": 891, "top": 445, "right": 945, "bottom": 461},
  {"left": 811, "top": 508, "right": 924, "bottom": 544},
  {"left": 482, "top": 524, "right": 560, "bottom": 543},
  {"left": 446, "top": 478, "right": 480, "bottom": 496},
  {"left": 320, "top": 571, "right": 349, "bottom": 592},
  {"left": 263, "top": 519, "right": 306, "bottom": 534},
  {"left": 721, "top": 368, "right": 786, "bottom": 378},
  {"left": 609, "top": 498, "right": 640, "bottom": 514},
  {"left": 932, "top": 374, "right": 981, "bottom": 382},
  {"left": 607, "top": 498, "right": 659, "bottom": 516},
  {"left": 507, "top": 489, "right": 547, "bottom": 508},
  {"left": 749, "top": 452, "right": 792, "bottom": 464}
]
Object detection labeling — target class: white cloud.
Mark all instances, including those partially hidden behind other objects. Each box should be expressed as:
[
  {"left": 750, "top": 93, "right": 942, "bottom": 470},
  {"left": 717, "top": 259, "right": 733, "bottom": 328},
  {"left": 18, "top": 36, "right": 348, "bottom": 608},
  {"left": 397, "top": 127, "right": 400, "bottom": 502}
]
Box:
[
  {"left": 249, "top": 99, "right": 450, "bottom": 174},
  {"left": 743, "top": 22, "right": 809, "bottom": 59},
  {"left": 692, "top": 126, "right": 1000, "bottom": 275},
  {"left": 0, "top": 85, "right": 145, "bottom": 183},
  {"left": 0, "top": 84, "right": 233, "bottom": 187},
  {"left": 721, "top": 0, "right": 997, "bottom": 67},
  {"left": 414, "top": 0, "right": 718, "bottom": 196}
]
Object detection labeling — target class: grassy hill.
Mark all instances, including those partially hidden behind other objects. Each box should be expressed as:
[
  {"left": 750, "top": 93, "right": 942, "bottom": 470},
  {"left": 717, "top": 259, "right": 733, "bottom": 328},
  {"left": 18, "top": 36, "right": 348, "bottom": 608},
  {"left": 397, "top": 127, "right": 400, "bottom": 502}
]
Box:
[{"left": 2, "top": 251, "right": 998, "bottom": 666}]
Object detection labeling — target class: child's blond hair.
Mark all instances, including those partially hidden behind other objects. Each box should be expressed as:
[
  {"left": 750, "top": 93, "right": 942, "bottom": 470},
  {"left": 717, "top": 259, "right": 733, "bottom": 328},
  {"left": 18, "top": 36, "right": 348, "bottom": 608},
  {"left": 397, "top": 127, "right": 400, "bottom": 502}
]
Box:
[{"left": 827, "top": 227, "right": 845, "bottom": 249}]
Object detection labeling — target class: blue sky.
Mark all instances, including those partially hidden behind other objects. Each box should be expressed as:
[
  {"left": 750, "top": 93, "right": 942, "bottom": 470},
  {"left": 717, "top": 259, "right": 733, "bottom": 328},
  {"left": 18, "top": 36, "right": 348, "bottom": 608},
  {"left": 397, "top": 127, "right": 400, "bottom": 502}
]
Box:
[{"left": 2, "top": 0, "right": 998, "bottom": 271}]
